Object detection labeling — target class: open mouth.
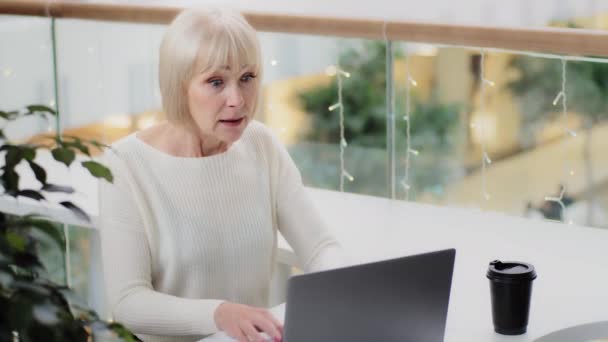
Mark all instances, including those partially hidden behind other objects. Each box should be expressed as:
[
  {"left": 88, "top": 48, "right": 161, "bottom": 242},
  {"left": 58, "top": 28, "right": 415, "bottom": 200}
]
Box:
[{"left": 219, "top": 117, "right": 245, "bottom": 127}]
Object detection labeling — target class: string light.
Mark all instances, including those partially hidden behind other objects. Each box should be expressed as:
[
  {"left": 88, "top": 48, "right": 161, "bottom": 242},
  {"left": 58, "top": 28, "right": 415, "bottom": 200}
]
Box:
[
  {"left": 325, "top": 65, "right": 337, "bottom": 76},
  {"left": 328, "top": 63, "right": 353, "bottom": 191},
  {"left": 545, "top": 58, "right": 576, "bottom": 224},
  {"left": 399, "top": 48, "right": 419, "bottom": 199},
  {"left": 270, "top": 59, "right": 278, "bottom": 66},
  {"left": 544, "top": 185, "right": 568, "bottom": 222},
  {"left": 483, "top": 79, "right": 495, "bottom": 87},
  {"left": 479, "top": 50, "right": 494, "bottom": 201},
  {"left": 408, "top": 76, "right": 418, "bottom": 87},
  {"left": 328, "top": 103, "right": 342, "bottom": 111},
  {"left": 3, "top": 68, "right": 12, "bottom": 78}
]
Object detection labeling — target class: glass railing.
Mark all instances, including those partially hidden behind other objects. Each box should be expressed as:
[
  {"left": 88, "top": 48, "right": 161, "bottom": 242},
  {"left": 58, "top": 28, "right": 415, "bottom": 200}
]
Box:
[{"left": 2, "top": 0, "right": 608, "bottom": 317}]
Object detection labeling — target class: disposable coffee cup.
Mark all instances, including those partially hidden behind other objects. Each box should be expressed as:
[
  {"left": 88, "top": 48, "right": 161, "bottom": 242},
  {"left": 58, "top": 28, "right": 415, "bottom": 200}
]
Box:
[{"left": 487, "top": 260, "right": 537, "bottom": 335}]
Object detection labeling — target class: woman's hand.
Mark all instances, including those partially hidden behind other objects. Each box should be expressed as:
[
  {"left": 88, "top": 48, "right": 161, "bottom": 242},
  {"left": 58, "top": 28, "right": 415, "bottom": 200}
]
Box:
[{"left": 214, "top": 302, "right": 283, "bottom": 342}]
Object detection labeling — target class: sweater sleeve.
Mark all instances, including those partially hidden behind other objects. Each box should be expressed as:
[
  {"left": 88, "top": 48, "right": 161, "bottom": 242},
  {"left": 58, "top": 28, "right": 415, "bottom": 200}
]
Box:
[
  {"left": 268, "top": 134, "right": 347, "bottom": 273},
  {"left": 98, "top": 150, "right": 223, "bottom": 337}
]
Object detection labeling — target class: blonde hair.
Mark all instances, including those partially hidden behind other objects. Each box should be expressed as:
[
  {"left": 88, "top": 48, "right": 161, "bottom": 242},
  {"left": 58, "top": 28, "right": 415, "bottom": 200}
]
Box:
[{"left": 158, "top": 8, "right": 262, "bottom": 127}]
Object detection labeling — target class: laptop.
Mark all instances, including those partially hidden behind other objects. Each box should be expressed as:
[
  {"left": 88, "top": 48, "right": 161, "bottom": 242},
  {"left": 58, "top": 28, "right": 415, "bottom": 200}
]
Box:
[{"left": 282, "top": 248, "right": 456, "bottom": 342}]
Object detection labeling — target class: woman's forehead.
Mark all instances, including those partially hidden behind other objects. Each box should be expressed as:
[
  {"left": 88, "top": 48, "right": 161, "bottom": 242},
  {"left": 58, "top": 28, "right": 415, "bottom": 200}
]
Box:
[{"left": 199, "top": 62, "right": 258, "bottom": 74}]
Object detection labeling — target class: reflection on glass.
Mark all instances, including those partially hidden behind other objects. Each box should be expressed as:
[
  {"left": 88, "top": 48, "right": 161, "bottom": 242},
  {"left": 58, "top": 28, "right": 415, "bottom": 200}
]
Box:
[
  {"left": 264, "top": 37, "right": 388, "bottom": 197},
  {"left": 0, "top": 16, "right": 57, "bottom": 141},
  {"left": 6, "top": 15, "right": 605, "bottom": 229}
]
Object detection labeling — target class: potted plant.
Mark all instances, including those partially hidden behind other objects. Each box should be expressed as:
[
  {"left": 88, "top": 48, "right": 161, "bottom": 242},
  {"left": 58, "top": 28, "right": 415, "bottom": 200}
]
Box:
[{"left": 0, "top": 105, "right": 139, "bottom": 341}]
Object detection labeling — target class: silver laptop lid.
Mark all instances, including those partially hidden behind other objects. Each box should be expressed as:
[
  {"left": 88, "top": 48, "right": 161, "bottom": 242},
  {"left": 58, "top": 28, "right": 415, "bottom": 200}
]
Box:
[{"left": 284, "top": 248, "right": 456, "bottom": 342}]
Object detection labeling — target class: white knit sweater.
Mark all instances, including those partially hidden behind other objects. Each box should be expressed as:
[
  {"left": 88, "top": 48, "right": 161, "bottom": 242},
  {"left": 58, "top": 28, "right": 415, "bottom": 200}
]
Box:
[{"left": 98, "top": 121, "right": 343, "bottom": 342}]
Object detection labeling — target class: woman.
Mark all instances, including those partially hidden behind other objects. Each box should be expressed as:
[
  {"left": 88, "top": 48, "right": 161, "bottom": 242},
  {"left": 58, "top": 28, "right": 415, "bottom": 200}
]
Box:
[{"left": 99, "top": 7, "right": 344, "bottom": 342}]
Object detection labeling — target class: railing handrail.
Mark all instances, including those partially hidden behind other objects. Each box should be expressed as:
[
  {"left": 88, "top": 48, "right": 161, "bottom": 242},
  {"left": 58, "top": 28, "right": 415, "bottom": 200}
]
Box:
[{"left": 1, "top": 0, "right": 608, "bottom": 57}]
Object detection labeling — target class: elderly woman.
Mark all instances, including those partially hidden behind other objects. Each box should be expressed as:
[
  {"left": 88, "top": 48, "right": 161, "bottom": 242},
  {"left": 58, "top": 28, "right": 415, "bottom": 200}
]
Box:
[{"left": 99, "top": 7, "right": 344, "bottom": 342}]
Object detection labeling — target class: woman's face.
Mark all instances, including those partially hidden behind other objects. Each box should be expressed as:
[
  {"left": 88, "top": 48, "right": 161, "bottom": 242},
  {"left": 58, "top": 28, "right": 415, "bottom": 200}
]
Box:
[{"left": 186, "top": 64, "right": 258, "bottom": 144}]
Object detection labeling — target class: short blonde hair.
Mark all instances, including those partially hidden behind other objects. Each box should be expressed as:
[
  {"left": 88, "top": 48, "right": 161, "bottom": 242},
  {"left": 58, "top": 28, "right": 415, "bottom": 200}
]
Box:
[{"left": 159, "top": 8, "right": 262, "bottom": 127}]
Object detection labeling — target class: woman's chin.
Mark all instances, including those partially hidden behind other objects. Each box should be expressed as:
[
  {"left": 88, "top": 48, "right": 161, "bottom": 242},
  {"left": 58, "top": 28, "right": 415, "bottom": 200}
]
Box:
[{"left": 219, "top": 121, "right": 248, "bottom": 143}]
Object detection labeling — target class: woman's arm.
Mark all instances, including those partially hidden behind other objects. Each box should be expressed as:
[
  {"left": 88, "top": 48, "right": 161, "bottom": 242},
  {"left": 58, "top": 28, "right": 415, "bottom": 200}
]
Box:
[
  {"left": 99, "top": 151, "right": 223, "bottom": 336},
  {"left": 269, "top": 135, "right": 347, "bottom": 272}
]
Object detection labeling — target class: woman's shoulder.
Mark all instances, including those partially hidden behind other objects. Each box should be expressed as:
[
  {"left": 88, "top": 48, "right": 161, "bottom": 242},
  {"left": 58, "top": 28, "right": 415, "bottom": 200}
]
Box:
[{"left": 98, "top": 133, "right": 143, "bottom": 173}]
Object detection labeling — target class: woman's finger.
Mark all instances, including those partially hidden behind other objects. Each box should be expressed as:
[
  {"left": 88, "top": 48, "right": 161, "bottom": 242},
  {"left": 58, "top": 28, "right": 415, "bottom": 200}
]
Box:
[
  {"left": 261, "top": 310, "right": 283, "bottom": 333},
  {"left": 252, "top": 315, "right": 281, "bottom": 340},
  {"left": 241, "top": 321, "right": 264, "bottom": 342}
]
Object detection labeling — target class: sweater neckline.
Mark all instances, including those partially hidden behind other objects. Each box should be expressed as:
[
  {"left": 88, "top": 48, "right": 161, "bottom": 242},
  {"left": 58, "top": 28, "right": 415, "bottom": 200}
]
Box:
[{"left": 129, "top": 132, "right": 241, "bottom": 163}]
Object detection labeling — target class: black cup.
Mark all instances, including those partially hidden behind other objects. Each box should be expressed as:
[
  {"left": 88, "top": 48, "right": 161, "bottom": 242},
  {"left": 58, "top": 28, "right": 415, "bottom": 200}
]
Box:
[{"left": 487, "top": 260, "right": 537, "bottom": 335}]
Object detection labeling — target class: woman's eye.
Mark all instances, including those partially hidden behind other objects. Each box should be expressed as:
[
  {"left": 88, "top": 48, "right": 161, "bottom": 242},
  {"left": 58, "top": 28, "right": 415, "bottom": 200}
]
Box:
[
  {"left": 208, "top": 79, "right": 223, "bottom": 87},
  {"left": 240, "top": 73, "right": 256, "bottom": 82}
]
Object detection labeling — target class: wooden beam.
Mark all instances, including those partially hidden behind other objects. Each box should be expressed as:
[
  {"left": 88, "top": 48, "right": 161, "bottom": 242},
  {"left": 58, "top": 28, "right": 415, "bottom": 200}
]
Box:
[{"left": 1, "top": 0, "right": 608, "bottom": 56}]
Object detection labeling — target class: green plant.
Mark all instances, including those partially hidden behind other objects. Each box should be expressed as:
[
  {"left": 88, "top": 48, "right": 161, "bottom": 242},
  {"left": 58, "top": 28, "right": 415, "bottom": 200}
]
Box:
[
  {"left": 298, "top": 41, "right": 391, "bottom": 148},
  {"left": 296, "top": 41, "right": 462, "bottom": 197},
  {"left": 0, "top": 105, "right": 139, "bottom": 341}
]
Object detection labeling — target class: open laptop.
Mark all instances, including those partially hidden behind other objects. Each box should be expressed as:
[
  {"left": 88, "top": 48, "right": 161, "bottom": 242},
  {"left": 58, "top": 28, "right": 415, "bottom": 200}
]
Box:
[{"left": 282, "top": 248, "right": 456, "bottom": 342}]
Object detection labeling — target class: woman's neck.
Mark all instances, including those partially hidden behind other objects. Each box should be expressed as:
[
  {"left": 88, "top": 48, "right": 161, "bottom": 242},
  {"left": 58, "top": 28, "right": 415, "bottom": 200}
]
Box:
[{"left": 139, "top": 122, "right": 231, "bottom": 158}]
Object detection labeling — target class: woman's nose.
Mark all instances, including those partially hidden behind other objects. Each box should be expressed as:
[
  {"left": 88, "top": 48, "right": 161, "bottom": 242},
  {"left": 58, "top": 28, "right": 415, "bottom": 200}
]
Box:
[{"left": 226, "top": 84, "right": 244, "bottom": 108}]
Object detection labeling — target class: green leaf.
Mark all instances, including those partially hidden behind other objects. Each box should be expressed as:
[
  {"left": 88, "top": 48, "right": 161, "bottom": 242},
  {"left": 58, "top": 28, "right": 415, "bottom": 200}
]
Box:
[
  {"left": 5, "top": 145, "right": 23, "bottom": 167},
  {"left": 51, "top": 147, "right": 75, "bottom": 167},
  {"left": 81, "top": 161, "right": 113, "bottom": 182},
  {"left": 42, "top": 184, "right": 75, "bottom": 194},
  {"left": 65, "top": 137, "right": 90, "bottom": 156},
  {"left": 12, "top": 279, "right": 51, "bottom": 296},
  {"left": 107, "top": 322, "right": 143, "bottom": 342},
  {"left": 16, "top": 190, "right": 45, "bottom": 201},
  {"left": 27, "top": 160, "right": 47, "bottom": 185},
  {"left": 60, "top": 201, "right": 89, "bottom": 222},
  {"left": 6, "top": 232, "right": 26, "bottom": 252},
  {"left": 11, "top": 252, "right": 44, "bottom": 272},
  {"left": 26, "top": 105, "right": 56, "bottom": 116},
  {"left": 20, "top": 145, "right": 36, "bottom": 161},
  {"left": 2, "top": 168, "right": 20, "bottom": 195},
  {"left": 0, "top": 110, "right": 18, "bottom": 120},
  {"left": 12, "top": 218, "right": 64, "bottom": 249},
  {"left": 0, "top": 267, "right": 15, "bottom": 288},
  {"left": 32, "top": 300, "right": 61, "bottom": 325},
  {"left": 89, "top": 140, "right": 111, "bottom": 150}
]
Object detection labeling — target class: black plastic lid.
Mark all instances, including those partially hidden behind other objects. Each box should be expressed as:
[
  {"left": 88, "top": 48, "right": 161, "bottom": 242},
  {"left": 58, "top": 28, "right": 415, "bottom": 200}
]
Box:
[{"left": 486, "top": 260, "right": 537, "bottom": 281}]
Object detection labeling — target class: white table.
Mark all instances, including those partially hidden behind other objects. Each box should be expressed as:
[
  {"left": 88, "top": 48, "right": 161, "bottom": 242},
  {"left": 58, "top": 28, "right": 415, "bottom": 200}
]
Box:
[{"left": 203, "top": 189, "right": 608, "bottom": 342}]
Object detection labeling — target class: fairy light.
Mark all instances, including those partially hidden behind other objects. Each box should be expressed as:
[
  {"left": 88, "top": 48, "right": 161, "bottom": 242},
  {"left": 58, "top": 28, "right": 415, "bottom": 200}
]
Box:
[
  {"left": 545, "top": 58, "right": 576, "bottom": 224},
  {"left": 479, "top": 50, "right": 494, "bottom": 201},
  {"left": 396, "top": 46, "right": 420, "bottom": 199},
  {"left": 328, "top": 63, "right": 353, "bottom": 191},
  {"left": 408, "top": 76, "right": 418, "bottom": 87},
  {"left": 325, "top": 65, "right": 337, "bottom": 76},
  {"left": 544, "top": 185, "right": 568, "bottom": 223},
  {"left": 270, "top": 59, "right": 278, "bottom": 66}
]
